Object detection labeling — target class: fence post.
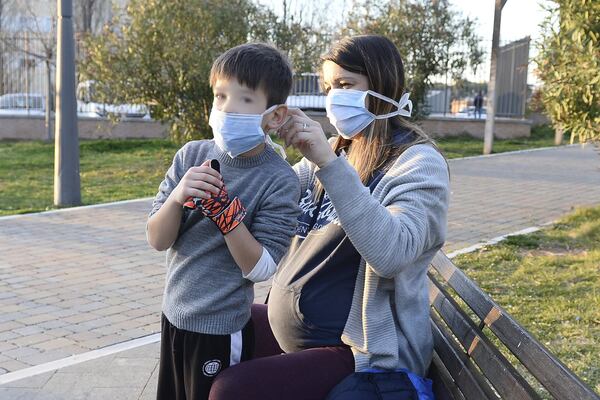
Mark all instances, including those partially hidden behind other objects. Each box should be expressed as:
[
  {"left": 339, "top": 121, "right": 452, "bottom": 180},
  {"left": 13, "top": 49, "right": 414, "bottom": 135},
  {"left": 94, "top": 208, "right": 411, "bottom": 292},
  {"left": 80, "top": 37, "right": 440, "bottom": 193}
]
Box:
[{"left": 45, "top": 59, "right": 52, "bottom": 142}]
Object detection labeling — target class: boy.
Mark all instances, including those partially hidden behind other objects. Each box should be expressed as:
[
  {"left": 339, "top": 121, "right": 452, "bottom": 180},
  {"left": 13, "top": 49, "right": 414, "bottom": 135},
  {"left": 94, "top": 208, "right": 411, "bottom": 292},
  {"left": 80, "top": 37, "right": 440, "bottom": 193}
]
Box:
[{"left": 146, "top": 43, "right": 301, "bottom": 400}]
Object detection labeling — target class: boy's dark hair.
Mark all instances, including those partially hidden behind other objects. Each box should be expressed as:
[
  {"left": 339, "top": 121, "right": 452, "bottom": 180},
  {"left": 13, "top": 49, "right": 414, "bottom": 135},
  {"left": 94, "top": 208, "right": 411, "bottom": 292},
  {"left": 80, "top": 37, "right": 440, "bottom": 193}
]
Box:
[{"left": 210, "top": 43, "right": 293, "bottom": 107}]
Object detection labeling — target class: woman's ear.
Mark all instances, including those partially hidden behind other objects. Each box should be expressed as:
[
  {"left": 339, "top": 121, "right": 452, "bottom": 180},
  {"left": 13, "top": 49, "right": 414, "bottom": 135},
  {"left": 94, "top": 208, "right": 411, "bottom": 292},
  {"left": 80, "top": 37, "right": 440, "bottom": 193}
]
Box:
[{"left": 265, "top": 105, "right": 288, "bottom": 131}]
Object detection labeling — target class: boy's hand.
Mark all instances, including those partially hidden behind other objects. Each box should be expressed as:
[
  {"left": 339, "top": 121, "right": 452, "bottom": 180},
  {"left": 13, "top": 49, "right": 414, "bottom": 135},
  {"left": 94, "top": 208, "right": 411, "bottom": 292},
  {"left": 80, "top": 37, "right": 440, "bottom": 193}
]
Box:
[
  {"left": 181, "top": 160, "right": 246, "bottom": 235},
  {"left": 171, "top": 160, "right": 223, "bottom": 206}
]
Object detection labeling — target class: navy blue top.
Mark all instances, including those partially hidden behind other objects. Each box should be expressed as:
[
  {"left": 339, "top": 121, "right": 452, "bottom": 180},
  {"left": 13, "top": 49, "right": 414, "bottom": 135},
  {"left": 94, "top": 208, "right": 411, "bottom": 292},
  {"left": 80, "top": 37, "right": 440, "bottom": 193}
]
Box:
[{"left": 268, "top": 130, "right": 414, "bottom": 353}]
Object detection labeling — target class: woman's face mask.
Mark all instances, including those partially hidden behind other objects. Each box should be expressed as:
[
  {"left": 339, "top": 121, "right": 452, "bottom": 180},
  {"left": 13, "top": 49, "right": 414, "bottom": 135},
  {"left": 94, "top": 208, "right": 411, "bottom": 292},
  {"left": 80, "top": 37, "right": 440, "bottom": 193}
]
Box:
[
  {"left": 325, "top": 89, "right": 412, "bottom": 139},
  {"left": 209, "top": 105, "right": 286, "bottom": 159}
]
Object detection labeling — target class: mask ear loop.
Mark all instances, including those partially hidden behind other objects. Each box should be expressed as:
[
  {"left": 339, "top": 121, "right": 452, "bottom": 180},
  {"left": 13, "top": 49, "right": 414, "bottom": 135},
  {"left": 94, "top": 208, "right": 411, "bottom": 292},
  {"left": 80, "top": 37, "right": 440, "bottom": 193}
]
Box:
[{"left": 365, "top": 91, "right": 413, "bottom": 119}]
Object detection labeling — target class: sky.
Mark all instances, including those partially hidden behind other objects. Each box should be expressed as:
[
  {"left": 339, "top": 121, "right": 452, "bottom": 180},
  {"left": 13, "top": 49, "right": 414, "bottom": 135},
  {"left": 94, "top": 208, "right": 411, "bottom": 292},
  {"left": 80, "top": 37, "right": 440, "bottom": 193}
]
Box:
[
  {"left": 453, "top": 0, "right": 547, "bottom": 43},
  {"left": 257, "top": 0, "right": 550, "bottom": 84},
  {"left": 257, "top": 0, "right": 548, "bottom": 42},
  {"left": 451, "top": 0, "right": 549, "bottom": 85}
]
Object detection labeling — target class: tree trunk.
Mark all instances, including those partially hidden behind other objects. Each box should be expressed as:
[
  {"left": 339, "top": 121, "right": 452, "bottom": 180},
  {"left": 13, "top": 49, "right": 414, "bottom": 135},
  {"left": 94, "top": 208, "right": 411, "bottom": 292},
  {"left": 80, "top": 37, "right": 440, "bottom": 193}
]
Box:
[
  {"left": 554, "top": 124, "right": 563, "bottom": 145},
  {"left": 483, "top": 0, "right": 505, "bottom": 155}
]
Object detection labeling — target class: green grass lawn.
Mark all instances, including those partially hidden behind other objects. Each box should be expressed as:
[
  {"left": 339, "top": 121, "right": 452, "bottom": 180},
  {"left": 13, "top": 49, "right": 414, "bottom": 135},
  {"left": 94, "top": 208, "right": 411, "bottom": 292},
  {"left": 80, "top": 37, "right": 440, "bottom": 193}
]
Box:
[
  {"left": 0, "top": 125, "right": 554, "bottom": 216},
  {"left": 0, "top": 138, "right": 180, "bottom": 216},
  {"left": 434, "top": 124, "right": 556, "bottom": 159},
  {"left": 452, "top": 206, "right": 600, "bottom": 396},
  {"left": 0, "top": 137, "right": 302, "bottom": 216}
]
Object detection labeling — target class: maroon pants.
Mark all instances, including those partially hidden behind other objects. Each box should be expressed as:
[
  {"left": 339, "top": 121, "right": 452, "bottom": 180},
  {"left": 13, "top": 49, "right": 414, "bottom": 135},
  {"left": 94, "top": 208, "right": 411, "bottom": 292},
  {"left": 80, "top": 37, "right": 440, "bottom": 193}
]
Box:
[{"left": 208, "top": 304, "right": 354, "bottom": 400}]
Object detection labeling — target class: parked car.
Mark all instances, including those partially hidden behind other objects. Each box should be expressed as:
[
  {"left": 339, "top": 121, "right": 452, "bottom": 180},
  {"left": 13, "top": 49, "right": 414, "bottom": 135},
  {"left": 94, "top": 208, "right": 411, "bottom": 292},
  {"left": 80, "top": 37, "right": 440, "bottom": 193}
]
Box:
[
  {"left": 457, "top": 106, "right": 487, "bottom": 118},
  {"left": 0, "top": 93, "right": 45, "bottom": 116},
  {"left": 76, "top": 80, "right": 151, "bottom": 119},
  {"left": 286, "top": 73, "right": 326, "bottom": 111},
  {"left": 286, "top": 94, "right": 326, "bottom": 110}
]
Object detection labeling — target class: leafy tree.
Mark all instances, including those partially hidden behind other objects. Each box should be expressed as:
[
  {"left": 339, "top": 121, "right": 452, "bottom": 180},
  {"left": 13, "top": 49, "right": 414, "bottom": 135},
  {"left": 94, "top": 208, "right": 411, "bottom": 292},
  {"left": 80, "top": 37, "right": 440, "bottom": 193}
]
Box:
[
  {"left": 81, "top": 0, "right": 330, "bottom": 142},
  {"left": 250, "top": 2, "right": 331, "bottom": 74},
  {"left": 74, "top": 0, "right": 112, "bottom": 36},
  {"left": 535, "top": 0, "right": 600, "bottom": 143},
  {"left": 0, "top": 0, "right": 56, "bottom": 141},
  {"left": 81, "top": 0, "right": 256, "bottom": 142},
  {"left": 342, "top": 0, "right": 484, "bottom": 117}
]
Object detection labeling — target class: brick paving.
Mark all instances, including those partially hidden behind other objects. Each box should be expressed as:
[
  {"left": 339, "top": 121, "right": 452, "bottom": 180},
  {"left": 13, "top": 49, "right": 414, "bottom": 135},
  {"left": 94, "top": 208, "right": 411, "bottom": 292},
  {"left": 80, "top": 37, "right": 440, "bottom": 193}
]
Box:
[{"left": 0, "top": 144, "right": 599, "bottom": 399}]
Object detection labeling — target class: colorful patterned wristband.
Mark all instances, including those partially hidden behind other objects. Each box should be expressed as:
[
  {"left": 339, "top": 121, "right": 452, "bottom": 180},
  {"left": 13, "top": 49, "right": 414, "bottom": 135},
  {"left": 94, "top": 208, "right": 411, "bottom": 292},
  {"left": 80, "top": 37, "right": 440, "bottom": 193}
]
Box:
[{"left": 211, "top": 196, "right": 246, "bottom": 235}]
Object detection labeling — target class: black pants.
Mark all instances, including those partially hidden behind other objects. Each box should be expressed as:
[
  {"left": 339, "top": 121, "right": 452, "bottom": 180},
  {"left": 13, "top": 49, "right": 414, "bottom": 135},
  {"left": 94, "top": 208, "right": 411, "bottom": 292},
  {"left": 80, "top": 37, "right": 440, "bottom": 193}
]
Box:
[{"left": 156, "top": 314, "right": 254, "bottom": 400}]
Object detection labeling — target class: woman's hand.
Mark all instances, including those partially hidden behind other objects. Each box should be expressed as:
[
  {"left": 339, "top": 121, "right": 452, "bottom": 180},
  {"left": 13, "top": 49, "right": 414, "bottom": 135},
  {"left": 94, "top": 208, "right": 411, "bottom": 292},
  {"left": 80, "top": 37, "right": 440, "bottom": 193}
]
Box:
[
  {"left": 170, "top": 160, "right": 223, "bottom": 206},
  {"left": 277, "top": 108, "right": 337, "bottom": 168}
]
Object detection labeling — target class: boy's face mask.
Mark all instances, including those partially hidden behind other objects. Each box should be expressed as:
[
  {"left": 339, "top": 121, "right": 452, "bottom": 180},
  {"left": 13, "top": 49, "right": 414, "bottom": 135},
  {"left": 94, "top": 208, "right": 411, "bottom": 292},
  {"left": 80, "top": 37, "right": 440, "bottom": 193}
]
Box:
[
  {"left": 325, "top": 89, "right": 412, "bottom": 139},
  {"left": 209, "top": 105, "right": 286, "bottom": 159}
]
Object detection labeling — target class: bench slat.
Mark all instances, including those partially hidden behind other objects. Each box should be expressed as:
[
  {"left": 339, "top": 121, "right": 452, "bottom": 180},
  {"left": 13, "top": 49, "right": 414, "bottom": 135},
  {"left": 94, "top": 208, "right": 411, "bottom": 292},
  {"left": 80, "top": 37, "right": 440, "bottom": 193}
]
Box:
[
  {"left": 430, "top": 251, "right": 600, "bottom": 400},
  {"left": 429, "top": 352, "right": 466, "bottom": 400},
  {"left": 431, "top": 314, "right": 496, "bottom": 400},
  {"left": 429, "top": 274, "right": 541, "bottom": 400}
]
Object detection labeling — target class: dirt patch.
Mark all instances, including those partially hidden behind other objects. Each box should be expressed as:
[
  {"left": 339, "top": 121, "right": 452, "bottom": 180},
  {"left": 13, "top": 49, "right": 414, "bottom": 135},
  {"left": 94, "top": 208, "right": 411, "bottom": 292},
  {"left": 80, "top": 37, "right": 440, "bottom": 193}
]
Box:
[{"left": 520, "top": 248, "right": 588, "bottom": 258}]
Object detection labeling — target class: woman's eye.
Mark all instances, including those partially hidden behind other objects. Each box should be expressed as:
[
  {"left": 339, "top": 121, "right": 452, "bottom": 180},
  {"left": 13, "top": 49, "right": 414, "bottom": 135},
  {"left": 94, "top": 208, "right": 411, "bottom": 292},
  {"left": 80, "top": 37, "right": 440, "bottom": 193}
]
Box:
[
  {"left": 243, "top": 97, "right": 253, "bottom": 103},
  {"left": 214, "top": 94, "right": 224, "bottom": 100}
]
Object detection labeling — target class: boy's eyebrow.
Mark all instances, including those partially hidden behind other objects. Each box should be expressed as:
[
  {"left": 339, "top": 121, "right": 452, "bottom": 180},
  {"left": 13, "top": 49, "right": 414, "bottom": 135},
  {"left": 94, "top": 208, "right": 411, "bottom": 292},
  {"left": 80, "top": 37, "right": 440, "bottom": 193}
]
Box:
[{"left": 214, "top": 84, "right": 256, "bottom": 95}]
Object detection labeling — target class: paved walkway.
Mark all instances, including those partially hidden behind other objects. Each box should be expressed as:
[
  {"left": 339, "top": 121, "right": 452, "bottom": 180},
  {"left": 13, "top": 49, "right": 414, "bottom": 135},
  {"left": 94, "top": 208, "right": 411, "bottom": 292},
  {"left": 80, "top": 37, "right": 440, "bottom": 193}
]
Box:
[{"left": 1, "top": 145, "right": 599, "bottom": 399}]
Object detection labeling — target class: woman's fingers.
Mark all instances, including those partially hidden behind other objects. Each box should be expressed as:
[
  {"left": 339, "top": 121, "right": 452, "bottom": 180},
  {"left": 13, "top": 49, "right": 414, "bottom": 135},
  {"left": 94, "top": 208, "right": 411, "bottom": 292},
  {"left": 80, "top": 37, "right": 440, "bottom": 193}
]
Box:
[
  {"left": 277, "top": 111, "right": 335, "bottom": 166},
  {"left": 285, "top": 107, "right": 309, "bottom": 120},
  {"left": 278, "top": 114, "right": 315, "bottom": 138},
  {"left": 289, "top": 130, "right": 313, "bottom": 149},
  {"left": 279, "top": 119, "right": 314, "bottom": 146}
]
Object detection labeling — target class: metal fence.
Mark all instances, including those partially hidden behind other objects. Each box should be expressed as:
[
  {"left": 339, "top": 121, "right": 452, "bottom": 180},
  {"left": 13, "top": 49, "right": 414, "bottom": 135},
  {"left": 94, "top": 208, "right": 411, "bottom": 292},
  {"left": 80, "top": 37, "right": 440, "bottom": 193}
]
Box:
[
  {"left": 1, "top": 33, "right": 531, "bottom": 120},
  {"left": 0, "top": 33, "right": 54, "bottom": 113},
  {"left": 287, "top": 73, "right": 326, "bottom": 110},
  {"left": 426, "top": 37, "right": 531, "bottom": 119},
  {"left": 496, "top": 37, "right": 530, "bottom": 117}
]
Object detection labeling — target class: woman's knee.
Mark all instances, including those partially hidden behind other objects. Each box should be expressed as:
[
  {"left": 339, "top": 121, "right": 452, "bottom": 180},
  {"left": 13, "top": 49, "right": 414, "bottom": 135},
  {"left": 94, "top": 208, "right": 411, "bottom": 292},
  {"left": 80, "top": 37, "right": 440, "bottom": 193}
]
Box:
[{"left": 209, "top": 365, "right": 251, "bottom": 400}]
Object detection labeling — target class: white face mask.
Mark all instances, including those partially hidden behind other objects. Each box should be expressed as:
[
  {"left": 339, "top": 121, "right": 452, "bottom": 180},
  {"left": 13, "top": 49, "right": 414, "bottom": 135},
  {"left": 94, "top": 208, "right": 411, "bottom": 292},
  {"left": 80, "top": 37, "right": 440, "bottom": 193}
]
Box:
[
  {"left": 209, "top": 105, "right": 286, "bottom": 159},
  {"left": 325, "top": 89, "right": 412, "bottom": 139}
]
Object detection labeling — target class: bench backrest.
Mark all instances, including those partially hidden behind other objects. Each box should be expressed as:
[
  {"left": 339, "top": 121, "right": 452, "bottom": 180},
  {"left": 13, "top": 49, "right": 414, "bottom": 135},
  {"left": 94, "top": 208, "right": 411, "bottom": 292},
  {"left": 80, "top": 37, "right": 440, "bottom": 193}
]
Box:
[{"left": 428, "top": 251, "right": 599, "bottom": 400}]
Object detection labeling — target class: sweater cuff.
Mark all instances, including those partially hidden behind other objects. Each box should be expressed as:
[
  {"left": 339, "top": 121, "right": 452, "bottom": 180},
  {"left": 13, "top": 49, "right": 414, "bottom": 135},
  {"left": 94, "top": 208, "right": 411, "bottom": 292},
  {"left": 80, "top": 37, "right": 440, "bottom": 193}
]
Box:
[{"left": 315, "top": 156, "right": 369, "bottom": 210}]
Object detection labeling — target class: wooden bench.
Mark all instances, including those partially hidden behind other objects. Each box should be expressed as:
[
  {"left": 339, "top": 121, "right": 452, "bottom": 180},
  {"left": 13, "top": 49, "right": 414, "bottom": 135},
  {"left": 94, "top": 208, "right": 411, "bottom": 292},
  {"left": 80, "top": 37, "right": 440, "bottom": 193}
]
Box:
[{"left": 427, "top": 251, "right": 599, "bottom": 400}]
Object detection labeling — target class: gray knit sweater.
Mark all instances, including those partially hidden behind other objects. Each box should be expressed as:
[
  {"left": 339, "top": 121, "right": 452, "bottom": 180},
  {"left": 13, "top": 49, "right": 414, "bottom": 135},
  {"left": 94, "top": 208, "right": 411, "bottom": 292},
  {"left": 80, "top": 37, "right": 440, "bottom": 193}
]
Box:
[
  {"left": 149, "top": 140, "right": 301, "bottom": 335},
  {"left": 293, "top": 144, "right": 449, "bottom": 376}
]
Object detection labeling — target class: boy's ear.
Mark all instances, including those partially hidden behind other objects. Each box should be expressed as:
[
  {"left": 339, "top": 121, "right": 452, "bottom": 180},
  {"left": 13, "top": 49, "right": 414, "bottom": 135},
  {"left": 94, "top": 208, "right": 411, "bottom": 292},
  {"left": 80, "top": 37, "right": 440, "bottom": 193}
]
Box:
[{"left": 265, "top": 105, "right": 288, "bottom": 131}]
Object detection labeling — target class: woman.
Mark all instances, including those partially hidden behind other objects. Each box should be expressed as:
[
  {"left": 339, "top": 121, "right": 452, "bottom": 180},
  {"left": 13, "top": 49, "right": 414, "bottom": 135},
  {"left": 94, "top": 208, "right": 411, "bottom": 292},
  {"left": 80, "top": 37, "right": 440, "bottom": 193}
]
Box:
[{"left": 209, "top": 34, "right": 449, "bottom": 400}]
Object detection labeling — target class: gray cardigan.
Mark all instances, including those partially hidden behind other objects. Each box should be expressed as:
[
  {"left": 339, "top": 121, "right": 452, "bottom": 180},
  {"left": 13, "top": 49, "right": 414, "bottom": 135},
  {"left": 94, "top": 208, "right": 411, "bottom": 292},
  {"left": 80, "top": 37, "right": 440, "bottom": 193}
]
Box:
[{"left": 293, "top": 144, "right": 449, "bottom": 376}]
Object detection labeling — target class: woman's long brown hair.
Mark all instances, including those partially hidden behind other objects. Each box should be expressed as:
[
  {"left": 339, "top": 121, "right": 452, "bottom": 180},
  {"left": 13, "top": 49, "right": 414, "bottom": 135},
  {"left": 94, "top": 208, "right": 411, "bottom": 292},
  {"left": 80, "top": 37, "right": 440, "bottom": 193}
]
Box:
[{"left": 316, "top": 35, "right": 436, "bottom": 198}]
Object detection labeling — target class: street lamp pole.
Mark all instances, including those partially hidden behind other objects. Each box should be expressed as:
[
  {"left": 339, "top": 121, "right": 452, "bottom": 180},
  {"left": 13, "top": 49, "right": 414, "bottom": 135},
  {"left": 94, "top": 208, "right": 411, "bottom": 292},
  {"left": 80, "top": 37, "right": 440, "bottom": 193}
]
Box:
[
  {"left": 54, "top": 0, "right": 81, "bottom": 206},
  {"left": 483, "top": 0, "right": 507, "bottom": 155}
]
